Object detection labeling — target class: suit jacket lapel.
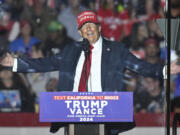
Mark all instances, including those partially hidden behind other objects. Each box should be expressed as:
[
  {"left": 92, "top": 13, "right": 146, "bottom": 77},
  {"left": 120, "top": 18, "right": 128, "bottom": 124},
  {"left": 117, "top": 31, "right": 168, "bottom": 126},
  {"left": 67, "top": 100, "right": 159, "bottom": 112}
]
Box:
[
  {"left": 69, "top": 42, "right": 83, "bottom": 89},
  {"left": 73, "top": 43, "right": 83, "bottom": 66},
  {"left": 101, "top": 39, "right": 112, "bottom": 91}
]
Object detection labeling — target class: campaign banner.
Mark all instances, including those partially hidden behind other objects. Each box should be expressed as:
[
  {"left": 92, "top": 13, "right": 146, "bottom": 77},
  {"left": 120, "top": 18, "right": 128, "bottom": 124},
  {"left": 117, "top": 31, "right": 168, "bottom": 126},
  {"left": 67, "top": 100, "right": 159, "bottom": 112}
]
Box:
[{"left": 40, "top": 92, "right": 133, "bottom": 122}]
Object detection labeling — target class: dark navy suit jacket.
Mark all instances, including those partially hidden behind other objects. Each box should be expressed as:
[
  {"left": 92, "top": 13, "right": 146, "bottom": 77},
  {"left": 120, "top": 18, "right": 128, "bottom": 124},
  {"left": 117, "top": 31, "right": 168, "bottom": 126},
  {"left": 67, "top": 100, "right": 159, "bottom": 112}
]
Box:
[{"left": 16, "top": 38, "right": 163, "bottom": 134}]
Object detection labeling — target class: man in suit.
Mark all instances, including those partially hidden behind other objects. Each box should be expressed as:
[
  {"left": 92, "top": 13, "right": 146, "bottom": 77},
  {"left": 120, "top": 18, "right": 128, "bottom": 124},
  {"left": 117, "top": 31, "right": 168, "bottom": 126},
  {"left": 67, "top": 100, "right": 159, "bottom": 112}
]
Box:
[{"left": 1, "top": 10, "right": 163, "bottom": 135}]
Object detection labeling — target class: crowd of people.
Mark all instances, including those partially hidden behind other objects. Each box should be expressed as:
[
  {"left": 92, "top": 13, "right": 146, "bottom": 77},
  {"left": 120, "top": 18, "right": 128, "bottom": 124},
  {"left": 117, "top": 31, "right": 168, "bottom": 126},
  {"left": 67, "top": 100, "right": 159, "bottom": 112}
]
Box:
[{"left": 0, "top": 0, "right": 168, "bottom": 113}]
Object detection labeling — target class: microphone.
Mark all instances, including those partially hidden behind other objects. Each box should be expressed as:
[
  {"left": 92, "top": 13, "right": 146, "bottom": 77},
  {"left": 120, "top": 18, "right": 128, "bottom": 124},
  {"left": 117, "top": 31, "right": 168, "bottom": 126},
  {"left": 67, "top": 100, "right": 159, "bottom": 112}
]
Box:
[{"left": 82, "top": 38, "right": 90, "bottom": 53}]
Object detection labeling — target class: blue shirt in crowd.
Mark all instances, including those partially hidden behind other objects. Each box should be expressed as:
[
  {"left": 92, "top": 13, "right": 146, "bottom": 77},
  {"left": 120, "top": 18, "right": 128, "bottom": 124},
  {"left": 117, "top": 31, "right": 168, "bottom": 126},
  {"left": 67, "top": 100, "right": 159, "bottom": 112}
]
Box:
[
  {"left": 175, "top": 74, "right": 180, "bottom": 98},
  {"left": 10, "top": 37, "right": 41, "bottom": 56}
]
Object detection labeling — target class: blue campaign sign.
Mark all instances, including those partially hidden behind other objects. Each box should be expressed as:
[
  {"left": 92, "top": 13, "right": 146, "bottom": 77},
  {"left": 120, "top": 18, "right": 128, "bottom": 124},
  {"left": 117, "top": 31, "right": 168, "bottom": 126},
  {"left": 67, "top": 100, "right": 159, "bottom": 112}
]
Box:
[{"left": 40, "top": 92, "right": 133, "bottom": 122}]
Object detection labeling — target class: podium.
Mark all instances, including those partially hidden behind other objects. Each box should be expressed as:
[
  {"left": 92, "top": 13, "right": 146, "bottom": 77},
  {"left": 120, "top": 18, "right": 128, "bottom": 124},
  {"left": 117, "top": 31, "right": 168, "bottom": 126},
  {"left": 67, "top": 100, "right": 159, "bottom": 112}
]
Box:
[
  {"left": 40, "top": 92, "right": 133, "bottom": 135},
  {"left": 68, "top": 124, "right": 104, "bottom": 135}
]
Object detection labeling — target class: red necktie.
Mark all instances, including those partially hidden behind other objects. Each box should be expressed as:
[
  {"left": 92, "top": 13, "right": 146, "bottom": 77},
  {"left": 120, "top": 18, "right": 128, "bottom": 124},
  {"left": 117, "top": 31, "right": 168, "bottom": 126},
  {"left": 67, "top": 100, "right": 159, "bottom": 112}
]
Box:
[{"left": 78, "top": 46, "right": 94, "bottom": 92}]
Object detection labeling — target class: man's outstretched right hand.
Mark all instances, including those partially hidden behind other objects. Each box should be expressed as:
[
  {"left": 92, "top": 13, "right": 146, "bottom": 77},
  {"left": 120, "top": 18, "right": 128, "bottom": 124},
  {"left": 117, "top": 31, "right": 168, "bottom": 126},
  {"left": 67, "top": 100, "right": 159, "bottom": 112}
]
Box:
[{"left": 0, "top": 53, "right": 14, "bottom": 67}]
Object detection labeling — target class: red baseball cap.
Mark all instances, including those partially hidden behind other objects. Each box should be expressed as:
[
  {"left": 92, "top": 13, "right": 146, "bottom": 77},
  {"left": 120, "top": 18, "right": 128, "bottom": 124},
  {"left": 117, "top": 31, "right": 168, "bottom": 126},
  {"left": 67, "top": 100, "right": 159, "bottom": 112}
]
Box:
[
  {"left": 144, "top": 38, "right": 158, "bottom": 46},
  {"left": 77, "top": 10, "right": 99, "bottom": 29},
  {"left": 20, "top": 20, "right": 30, "bottom": 28}
]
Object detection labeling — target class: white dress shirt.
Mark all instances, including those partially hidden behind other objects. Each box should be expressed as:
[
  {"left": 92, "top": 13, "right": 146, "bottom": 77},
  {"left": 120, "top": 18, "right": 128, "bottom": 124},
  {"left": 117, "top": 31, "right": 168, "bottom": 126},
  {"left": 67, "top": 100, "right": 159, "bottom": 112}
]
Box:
[{"left": 73, "top": 36, "right": 103, "bottom": 92}]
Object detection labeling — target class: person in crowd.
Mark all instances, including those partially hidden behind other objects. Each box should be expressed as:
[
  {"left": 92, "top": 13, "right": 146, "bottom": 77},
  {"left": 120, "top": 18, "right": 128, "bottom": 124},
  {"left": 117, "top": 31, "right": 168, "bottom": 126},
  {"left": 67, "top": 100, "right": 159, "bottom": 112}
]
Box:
[
  {"left": 147, "top": 20, "right": 164, "bottom": 43},
  {"left": 144, "top": 38, "right": 164, "bottom": 65},
  {"left": 122, "top": 22, "right": 149, "bottom": 59},
  {"left": 43, "top": 20, "right": 74, "bottom": 57},
  {"left": 20, "top": 0, "right": 57, "bottom": 42},
  {"left": 0, "top": 10, "right": 164, "bottom": 135},
  {"left": 86, "top": 0, "right": 96, "bottom": 11},
  {"left": 133, "top": 37, "right": 165, "bottom": 113},
  {"left": 126, "top": 37, "right": 165, "bottom": 113},
  {"left": 135, "top": 77, "right": 164, "bottom": 113},
  {"left": 10, "top": 20, "right": 41, "bottom": 57},
  {"left": 144, "top": 0, "right": 164, "bottom": 19},
  {"left": 0, "top": 67, "right": 35, "bottom": 112},
  {"left": 171, "top": 0, "right": 180, "bottom": 17},
  {"left": 0, "top": 2, "right": 20, "bottom": 42},
  {"left": 97, "top": 0, "right": 129, "bottom": 41},
  {"left": 54, "top": 0, "right": 69, "bottom": 12},
  {"left": 58, "top": 0, "right": 87, "bottom": 41},
  {"left": 3, "top": 0, "right": 24, "bottom": 20},
  {"left": 136, "top": 0, "right": 163, "bottom": 19}
]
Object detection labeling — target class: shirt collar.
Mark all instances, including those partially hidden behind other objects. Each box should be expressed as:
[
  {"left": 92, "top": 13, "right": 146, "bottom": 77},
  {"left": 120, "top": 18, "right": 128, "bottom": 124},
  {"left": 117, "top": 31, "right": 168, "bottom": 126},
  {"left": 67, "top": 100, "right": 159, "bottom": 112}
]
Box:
[{"left": 91, "top": 36, "right": 102, "bottom": 52}]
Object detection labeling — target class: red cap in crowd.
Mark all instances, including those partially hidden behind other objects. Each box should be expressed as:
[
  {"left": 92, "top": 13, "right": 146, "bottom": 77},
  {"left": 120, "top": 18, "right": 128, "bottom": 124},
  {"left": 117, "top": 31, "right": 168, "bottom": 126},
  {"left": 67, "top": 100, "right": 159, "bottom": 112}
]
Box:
[
  {"left": 77, "top": 10, "right": 99, "bottom": 29},
  {"left": 144, "top": 38, "right": 158, "bottom": 46},
  {"left": 20, "top": 20, "right": 30, "bottom": 28}
]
